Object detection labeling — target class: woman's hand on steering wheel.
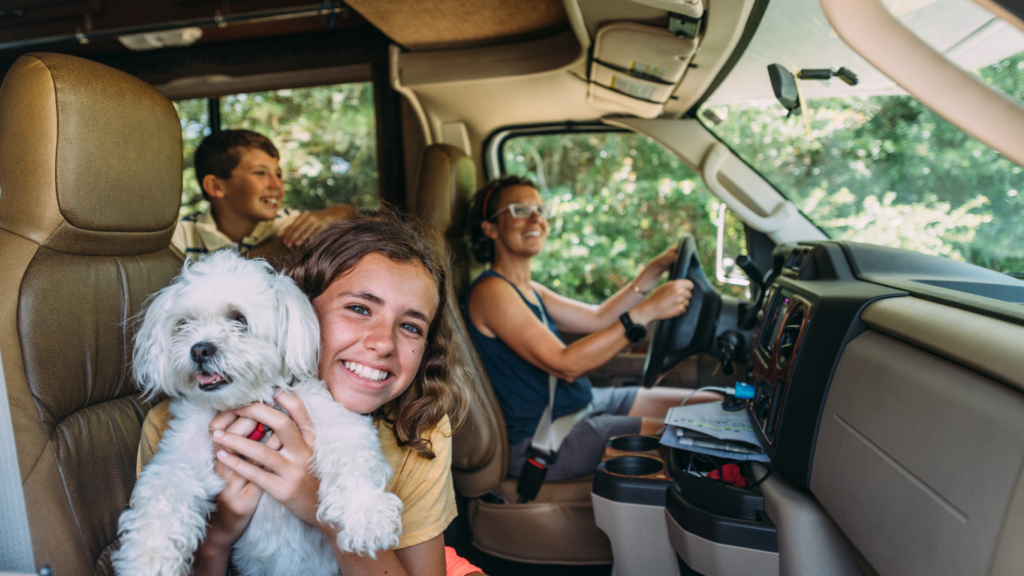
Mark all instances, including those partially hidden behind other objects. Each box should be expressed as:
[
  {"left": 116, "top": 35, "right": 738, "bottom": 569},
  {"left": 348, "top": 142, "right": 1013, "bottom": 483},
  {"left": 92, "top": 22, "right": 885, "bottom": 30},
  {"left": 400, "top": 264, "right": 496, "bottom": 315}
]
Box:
[
  {"left": 647, "top": 245, "right": 679, "bottom": 275},
  {"left": 632, "top": 279, "right": 694, "bottom": 325},
  {"left": 634, "top": 245, "right": 680, "bottom": 293}
]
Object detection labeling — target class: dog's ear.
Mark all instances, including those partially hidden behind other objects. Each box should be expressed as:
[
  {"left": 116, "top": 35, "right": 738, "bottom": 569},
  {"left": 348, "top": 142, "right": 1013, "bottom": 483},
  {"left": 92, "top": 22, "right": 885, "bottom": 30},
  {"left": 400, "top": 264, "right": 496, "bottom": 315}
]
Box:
[
  {"left": 131, "top": 284, "right": 176, "bottom": 398},
  {"left": 273, "top": 274, "right": 321, "bottom": 381}
]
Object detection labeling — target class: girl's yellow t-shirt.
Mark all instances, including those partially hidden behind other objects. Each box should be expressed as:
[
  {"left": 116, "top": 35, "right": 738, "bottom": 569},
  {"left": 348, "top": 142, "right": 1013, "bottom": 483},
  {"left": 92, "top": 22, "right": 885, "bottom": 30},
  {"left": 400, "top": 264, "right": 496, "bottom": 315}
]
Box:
[{"left": 136, "top": 399, "right": 457, "bottom": 549}]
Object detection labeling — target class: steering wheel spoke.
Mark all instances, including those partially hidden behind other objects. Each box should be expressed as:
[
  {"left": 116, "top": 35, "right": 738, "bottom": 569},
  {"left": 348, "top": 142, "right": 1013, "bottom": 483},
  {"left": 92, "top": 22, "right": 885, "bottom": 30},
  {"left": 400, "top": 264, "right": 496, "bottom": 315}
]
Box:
[{"left": 641, "top": 236, "right": 723, "bottom": 387}]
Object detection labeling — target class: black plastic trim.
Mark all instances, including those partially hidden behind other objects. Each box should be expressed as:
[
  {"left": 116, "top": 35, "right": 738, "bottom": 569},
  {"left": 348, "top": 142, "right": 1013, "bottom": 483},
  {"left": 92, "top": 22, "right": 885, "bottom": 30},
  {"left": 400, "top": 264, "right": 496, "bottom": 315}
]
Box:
[
  {"left": 593, "top": 464, "right": 674, "bottom": 507},
  {"left": 666, "top": 487, "right": 778, "bottom": 552},
  {"left": 666, "top": 448, "right": 766, "bottom": 520}
]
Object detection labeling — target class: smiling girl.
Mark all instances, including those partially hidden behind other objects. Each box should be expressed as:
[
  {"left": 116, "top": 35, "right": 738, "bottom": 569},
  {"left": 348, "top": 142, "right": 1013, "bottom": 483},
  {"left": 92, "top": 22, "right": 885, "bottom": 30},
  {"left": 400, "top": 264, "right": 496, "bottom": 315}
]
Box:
[{"left": 136, "top": 216, "right": 472, "bottom": 576}]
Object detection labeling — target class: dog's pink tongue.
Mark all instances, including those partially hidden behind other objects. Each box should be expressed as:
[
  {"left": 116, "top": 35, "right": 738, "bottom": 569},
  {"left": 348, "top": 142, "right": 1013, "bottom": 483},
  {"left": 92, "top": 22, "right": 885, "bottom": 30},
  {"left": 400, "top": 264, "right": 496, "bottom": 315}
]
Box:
[{"left": 196, "top": 372, "right": 220, "bottom": 385}]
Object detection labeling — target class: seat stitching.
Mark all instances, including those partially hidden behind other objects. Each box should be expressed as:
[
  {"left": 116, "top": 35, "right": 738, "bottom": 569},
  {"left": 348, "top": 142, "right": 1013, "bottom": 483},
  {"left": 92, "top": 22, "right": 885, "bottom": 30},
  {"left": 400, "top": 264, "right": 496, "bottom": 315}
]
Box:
[{"left": 114, "top": 257, "right": 129, "bottom": 396}]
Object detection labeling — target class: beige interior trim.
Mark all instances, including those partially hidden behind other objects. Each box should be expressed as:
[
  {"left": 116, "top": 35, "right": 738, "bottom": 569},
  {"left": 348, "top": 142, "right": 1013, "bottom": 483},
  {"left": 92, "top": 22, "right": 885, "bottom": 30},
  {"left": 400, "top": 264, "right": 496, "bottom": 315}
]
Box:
[
  {"left": 602, "top": 117, "right": 825, "bottom": 243},
  {"left": 154, "top": 64, "right": 372, "bottom": 101},
  {"left": 974, "top": 0, "right": 1024, "bottom": 34},
  {"left": 592, "top": 494, "right": 679, "bottom": 576},
  {"left": 397, "top": 30, "right": 582, "bottom": 87},
  {"left": 860, "top": 296, "right": 1024, "bottom": 395},
  {"left": 390, "top": 45, "right": 433, "bottom": 146},
  {"left": 812, "top": 329, "right": 1024, "bottom": 576},
  {"left": 562, "top": 0, "right": 592, "bottom": 52},
  {"left": 820, "top": 0, "right": 1024, "bottom": 167},
  {"left": 664, "top": 0, "right": 756, "bottom": 115},
  {"left": 754, "top": 463, "right": 860, "bottom": 576},
  {"left": 440, "top": 121, "right": 471, "bottom": 155},
  {"left": 665, "top": 508, "right": 779, "bottom": 575},
  {"left": 346, "top": 0, "right": 569, "bottom": 52}
]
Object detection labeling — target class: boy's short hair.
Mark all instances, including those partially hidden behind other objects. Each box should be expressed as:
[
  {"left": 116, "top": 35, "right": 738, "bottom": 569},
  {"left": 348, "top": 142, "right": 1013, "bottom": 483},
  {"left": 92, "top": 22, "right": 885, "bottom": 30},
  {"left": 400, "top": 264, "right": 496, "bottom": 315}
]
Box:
[{"left": 194, "top": 130, "right": 280, "bottom": 200}]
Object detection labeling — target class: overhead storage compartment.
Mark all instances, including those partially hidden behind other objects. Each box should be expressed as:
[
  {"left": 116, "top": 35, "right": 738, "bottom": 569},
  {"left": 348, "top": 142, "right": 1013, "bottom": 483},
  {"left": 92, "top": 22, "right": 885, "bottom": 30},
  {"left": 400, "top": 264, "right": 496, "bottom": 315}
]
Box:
[{"left": 587, "top": 21, "right": 699, "bottom": 118}]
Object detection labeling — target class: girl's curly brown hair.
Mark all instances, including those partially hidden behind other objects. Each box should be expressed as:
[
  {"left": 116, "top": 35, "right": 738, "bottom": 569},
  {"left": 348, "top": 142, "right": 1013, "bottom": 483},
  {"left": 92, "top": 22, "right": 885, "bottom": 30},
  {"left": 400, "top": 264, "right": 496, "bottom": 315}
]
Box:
[{"left": 286, "top": 213, "right": 469, "bottom": 459}]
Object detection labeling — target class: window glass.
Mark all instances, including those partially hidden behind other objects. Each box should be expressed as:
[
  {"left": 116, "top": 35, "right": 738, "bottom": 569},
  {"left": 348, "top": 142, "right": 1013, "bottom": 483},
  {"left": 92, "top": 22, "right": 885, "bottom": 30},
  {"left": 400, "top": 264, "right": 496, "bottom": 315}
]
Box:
[
  {"left": 502, "top": 131, "right": 746, "bottom": 304},
  {"left": 172, "top": 98, "right": 209, "bottom": 216},
  {"left": 698, "top": 0, "right": 1024, "bottom": 274},
  {"left": 888, "top": 0, "right": 1024, "bottom": 110},
  {"left": 173, "top": 82, "right": 379, "bottom": 217}
]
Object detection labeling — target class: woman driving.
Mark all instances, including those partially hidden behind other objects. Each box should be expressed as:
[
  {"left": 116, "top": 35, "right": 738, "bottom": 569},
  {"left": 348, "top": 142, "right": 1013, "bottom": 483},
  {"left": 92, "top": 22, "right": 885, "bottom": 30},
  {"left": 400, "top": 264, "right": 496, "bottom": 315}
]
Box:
[{"left": 465, "top": 176, "right": 720, "bottom": 482}]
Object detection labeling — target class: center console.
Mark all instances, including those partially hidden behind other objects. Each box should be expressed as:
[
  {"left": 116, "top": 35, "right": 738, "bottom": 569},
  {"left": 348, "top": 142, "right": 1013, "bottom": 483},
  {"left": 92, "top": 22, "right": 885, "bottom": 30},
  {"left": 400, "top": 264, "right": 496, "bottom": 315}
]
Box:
[
  {"left": 747, "top": 242, "right": 900, "bottom": 486},
  {"left": 592, "top": 242, "right": 903, "bottom": 575}
]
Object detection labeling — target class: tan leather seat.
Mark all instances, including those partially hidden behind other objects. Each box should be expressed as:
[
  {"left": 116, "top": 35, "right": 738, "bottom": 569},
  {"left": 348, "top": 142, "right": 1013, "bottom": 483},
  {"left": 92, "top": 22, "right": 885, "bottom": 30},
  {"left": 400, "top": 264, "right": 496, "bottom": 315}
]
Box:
[
  {"left": 412, "top": 144, "right": 613, "bottom": 564},
  {"left": 0, "top": 53, "right": 183, "bottom": 574}
]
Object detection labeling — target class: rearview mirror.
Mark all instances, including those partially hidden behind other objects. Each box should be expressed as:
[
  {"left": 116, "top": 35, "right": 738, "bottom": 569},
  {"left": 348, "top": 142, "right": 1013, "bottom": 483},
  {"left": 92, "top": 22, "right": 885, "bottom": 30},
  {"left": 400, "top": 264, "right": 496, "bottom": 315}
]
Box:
[{"left": 767, "top": 63, "right": 800, "bottom": 116}]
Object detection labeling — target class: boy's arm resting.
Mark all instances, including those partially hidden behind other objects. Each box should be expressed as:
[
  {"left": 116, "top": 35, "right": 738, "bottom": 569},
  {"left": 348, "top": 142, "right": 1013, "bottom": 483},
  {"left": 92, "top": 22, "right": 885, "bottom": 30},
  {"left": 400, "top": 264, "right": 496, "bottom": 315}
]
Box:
[{"left": 281, "top": 204, "right": 358, "bottom": 247}]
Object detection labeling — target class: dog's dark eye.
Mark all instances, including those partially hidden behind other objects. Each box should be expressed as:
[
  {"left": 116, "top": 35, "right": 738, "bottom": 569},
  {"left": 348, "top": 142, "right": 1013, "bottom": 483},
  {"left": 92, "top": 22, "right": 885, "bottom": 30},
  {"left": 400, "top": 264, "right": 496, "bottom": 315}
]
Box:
[
  {"left": 228, "top": 310, "right": 248, "bottom": 328},
  {"left": 175, "top": 319, "right": 188, "bottom": 329}
]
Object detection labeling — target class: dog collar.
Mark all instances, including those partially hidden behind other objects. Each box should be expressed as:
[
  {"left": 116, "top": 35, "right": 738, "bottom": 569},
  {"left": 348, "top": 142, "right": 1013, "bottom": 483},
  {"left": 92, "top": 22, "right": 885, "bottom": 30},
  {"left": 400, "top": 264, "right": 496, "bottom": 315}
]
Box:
[{"left": 247, "top": 422, "right": 272, "bottom": 443}]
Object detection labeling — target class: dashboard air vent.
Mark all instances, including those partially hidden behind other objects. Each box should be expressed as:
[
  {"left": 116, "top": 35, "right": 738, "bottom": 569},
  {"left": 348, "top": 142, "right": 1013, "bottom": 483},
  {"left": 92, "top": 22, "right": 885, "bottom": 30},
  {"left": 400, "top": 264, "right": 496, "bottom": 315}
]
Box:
[{"left": 776, "top": 303, "right": 806, "bottom": 367}]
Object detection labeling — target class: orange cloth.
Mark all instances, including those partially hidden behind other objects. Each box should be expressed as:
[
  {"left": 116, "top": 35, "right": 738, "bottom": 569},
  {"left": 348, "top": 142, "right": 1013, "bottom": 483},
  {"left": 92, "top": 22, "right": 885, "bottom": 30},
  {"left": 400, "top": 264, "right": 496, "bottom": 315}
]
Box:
[{"left": 445, "top": 546, "right": 483, "bottom": 576}]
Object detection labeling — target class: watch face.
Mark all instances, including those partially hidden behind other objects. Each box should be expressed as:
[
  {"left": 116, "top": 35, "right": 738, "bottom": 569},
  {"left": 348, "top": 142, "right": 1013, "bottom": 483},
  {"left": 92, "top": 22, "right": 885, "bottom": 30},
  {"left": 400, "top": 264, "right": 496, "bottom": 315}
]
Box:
[{"left": 627, "top": 324, "right": 647, "bottom": 343}]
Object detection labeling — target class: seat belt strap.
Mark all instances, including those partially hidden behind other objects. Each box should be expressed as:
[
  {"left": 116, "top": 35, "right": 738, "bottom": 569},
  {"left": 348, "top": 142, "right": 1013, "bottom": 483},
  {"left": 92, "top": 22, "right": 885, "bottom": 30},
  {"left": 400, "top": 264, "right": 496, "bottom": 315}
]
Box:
[
  {"left": 516, "top": 293, "right": 593, "bottom": 503},
  {"left": 0, "top": 349, "right": 37, "bottom": 573},
  {"left": 529, "top": 295, "right": 593, "bottom": 457}
]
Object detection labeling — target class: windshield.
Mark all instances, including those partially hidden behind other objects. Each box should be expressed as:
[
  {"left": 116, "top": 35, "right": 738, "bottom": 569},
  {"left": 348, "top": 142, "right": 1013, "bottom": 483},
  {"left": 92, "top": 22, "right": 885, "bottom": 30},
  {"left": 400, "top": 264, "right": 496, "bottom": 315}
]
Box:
[{"left": 698, "top": 0, "right": 1024, "bottom": 274}]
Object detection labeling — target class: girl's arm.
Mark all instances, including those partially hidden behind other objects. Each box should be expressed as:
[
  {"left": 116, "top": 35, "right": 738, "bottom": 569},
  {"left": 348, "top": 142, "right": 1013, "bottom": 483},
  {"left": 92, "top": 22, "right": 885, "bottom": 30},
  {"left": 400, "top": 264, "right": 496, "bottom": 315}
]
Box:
[
  {"left": 535, "top": 244, "right": 679, "bottom": 334},
  {"left": 469, "top": 274, "right": 693, "bottom": 382},
  {"left": 210, "top": 394, "right": 446, "bottom": 576},
  {"left": 192, "top": 413, "right": 275, "bottom": 576}
]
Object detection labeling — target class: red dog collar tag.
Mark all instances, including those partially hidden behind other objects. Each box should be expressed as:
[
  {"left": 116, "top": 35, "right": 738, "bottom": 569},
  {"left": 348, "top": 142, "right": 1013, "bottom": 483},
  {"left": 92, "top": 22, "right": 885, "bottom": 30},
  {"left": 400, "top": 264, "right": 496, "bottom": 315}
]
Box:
[{"left": 246, "top": 422, "right": 273, "bottom": 443}]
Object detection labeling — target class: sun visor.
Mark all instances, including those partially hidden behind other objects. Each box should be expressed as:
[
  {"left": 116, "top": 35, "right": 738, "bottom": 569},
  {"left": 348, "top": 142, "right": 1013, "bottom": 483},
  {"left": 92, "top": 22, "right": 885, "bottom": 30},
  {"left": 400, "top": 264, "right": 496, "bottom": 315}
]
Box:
[{"left": 587, "top": 22, "right": 699, "bottom": 118}]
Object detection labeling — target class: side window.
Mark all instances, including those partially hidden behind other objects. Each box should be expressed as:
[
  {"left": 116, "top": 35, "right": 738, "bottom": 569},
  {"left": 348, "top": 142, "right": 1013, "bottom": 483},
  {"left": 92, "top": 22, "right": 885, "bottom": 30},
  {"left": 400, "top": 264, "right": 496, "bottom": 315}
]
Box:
[
  {"left": 172, "top": 82, "right": 379, "bottom": 217},
  {"left": 501, "top": 131, "right": 746, "bottom": 303}
]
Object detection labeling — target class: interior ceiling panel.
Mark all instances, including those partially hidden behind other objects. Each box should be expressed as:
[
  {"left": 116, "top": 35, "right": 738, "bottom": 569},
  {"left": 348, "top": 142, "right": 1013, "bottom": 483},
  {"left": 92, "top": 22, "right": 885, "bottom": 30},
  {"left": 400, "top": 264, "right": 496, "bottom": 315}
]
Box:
[{"left": 345, "top": 0, "right": 570, "bottom": 51}]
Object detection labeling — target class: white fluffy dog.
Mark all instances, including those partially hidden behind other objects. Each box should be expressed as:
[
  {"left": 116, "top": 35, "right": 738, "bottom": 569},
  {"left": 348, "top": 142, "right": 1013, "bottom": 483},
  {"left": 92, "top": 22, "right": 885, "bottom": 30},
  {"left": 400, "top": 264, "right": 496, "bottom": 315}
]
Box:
[{"left": 113, "top": 250, "right": 403, "bottom": 576}]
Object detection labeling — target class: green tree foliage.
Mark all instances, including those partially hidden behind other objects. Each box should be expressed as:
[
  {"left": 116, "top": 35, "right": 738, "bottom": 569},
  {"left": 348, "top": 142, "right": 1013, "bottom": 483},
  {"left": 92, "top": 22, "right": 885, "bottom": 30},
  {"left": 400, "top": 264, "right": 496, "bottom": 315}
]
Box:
[
  {"left": 173, "top": 98, "right": 208, "bottom": 215},
  {"left": 504, "top": 132, "right": 746, "bottom": 304},
  {"left": 174, "top": 83, "right": 379, "bottom": 217},
  {"left": 702, "top": 52, "right": 1024, "bottom": 273}
]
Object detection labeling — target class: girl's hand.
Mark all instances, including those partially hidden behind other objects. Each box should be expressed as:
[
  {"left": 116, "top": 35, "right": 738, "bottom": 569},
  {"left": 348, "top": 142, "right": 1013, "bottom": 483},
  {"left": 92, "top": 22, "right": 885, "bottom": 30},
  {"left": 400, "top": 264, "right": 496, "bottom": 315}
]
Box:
[
  {"left": 193, "top": 411, "right": 282, "bottom": 575},
  {"left": 631, "top": 279, "right": 693, "bottom": 325},
  {"left": 209, "top": 392, "right": 330, "bottom": 533},
  {"left": 204, "top": 410, "right": 280, "bottom": 546}
]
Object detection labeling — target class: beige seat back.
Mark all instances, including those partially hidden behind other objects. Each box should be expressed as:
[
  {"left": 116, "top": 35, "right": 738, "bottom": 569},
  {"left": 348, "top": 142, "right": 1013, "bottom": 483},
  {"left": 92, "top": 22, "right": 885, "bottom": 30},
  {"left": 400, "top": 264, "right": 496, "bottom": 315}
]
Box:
[
  {"left": 0, "top": 53, "right": 183, "bottom": 574},
  {"left": 411, "top": 144, "right": 612, "bottom": 564},
  {"left": 412, "top": 143, "right": 477, "bottom": 294},
  {"left": 413, "top": 143, "right": 509, "bottom": 495}
]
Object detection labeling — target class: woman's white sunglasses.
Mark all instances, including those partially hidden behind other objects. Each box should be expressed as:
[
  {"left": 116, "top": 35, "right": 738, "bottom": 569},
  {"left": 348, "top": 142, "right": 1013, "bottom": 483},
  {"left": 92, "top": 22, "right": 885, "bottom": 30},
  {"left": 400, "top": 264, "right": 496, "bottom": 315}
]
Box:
[{"left": 489, "top": 202, "right": 548, "bottom": 220}]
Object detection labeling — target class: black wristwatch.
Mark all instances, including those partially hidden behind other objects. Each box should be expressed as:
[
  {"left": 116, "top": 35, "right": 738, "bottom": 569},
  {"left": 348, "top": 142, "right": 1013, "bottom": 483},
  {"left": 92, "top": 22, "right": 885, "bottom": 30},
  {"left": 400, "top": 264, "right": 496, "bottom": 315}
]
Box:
[{"left": 619, "top": 312, "right": 647, "bottom": 343}]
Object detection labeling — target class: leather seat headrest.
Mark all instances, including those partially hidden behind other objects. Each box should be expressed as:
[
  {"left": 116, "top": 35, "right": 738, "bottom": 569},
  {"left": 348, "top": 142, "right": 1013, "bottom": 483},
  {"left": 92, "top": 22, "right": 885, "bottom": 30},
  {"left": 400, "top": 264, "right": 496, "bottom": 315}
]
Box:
[{"left": 0, "top": 53, "right": 181, "bottom": 256}]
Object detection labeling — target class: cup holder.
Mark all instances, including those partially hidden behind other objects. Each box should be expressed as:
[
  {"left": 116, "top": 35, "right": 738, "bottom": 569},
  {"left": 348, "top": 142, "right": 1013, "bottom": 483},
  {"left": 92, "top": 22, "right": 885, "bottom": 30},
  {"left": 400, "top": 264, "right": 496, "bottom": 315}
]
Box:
[
  {"left": 608, "top": 435, "right": 660, "bottom": 453},
  {"left": 603, "top": 456, "right": 663, "bottom": 477}
]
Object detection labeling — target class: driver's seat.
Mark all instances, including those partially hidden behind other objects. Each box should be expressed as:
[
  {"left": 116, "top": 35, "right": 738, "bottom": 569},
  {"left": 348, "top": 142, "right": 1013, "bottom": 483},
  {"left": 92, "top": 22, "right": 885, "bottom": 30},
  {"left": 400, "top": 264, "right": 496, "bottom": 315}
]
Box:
[{"left": 411, "top": 144, "right": 612, "bottom": 564}]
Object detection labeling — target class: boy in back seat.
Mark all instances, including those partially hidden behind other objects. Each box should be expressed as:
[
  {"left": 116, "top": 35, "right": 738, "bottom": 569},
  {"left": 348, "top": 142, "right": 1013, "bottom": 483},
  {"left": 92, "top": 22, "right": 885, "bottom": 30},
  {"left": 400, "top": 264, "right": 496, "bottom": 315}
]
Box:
[{"left": 172, "top": 129, "right": 356, "bottom": 264}]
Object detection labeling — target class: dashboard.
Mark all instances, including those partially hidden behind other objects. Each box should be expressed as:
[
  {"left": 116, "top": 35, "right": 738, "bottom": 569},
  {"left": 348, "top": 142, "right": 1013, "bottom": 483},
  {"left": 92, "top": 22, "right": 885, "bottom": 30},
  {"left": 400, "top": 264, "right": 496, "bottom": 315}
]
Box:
[{"left": 743, "top": 240, "right": 1024, "bottom": 488}]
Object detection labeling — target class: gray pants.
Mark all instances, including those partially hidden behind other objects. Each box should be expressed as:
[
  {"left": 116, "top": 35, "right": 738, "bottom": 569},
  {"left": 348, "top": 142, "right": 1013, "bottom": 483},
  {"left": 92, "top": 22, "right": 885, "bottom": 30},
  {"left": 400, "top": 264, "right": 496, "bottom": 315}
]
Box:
[{"left": 508, "top": 386, "right": 642, "bottom": 482}]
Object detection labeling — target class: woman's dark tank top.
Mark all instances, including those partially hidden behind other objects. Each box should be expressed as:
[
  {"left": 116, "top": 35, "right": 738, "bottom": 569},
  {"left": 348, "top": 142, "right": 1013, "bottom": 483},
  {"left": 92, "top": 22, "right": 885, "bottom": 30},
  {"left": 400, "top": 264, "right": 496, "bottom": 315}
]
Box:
[{"left": 465, "top": 270, "right": 593, "bottom": 445}]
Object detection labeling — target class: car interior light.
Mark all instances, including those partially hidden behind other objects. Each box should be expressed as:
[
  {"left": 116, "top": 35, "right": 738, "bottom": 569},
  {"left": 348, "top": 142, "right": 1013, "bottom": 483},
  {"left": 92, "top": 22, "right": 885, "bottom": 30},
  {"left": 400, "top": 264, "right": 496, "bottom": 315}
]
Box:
[{"left": 118, "top": 27, "right": 202, "bottom": 52}]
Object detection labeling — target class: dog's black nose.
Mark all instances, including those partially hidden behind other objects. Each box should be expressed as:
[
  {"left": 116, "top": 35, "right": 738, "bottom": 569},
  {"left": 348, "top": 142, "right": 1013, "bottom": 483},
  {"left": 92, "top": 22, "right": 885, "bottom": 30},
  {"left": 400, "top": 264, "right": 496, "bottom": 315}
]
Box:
[{"left": 190, "top": 342, "right": 217, "bottom": 364}]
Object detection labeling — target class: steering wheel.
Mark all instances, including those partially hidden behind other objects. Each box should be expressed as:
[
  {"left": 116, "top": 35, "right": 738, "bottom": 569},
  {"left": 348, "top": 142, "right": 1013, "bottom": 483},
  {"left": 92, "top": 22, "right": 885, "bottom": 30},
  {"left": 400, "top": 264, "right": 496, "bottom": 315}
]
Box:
[{"left": 641, "top": 235, "right": 722, "bottom": 387}]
